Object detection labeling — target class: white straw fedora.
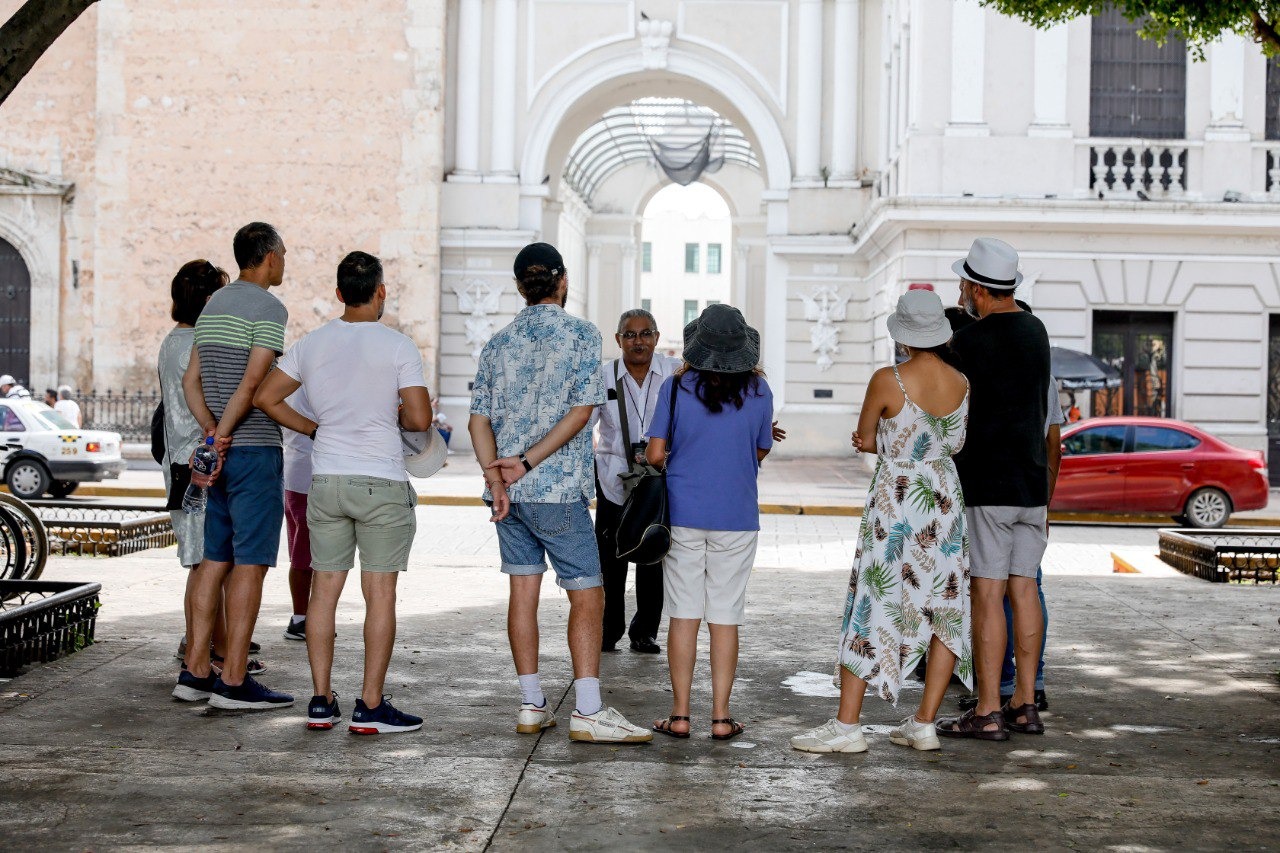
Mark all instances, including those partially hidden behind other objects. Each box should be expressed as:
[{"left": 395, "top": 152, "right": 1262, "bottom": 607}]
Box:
[
  {"left": 886, "top": 290, "right": 952, "bottom": 349},
  {"left": 951, "top": 237, "right": 1023, "bottom": 290}
]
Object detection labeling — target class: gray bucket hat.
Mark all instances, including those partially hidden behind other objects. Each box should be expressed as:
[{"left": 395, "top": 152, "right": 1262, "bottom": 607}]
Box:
[
  {"left": 682, "top": 303, "right": 760, "bottom": 373},
  {"left": 886, "top": 290, "right": 951, "bottom": 348}
]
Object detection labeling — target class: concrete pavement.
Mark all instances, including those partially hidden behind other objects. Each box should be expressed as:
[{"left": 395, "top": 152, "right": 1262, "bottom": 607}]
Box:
[{"left": 0, "top": 509, "right": 1277, "bottom": 850}]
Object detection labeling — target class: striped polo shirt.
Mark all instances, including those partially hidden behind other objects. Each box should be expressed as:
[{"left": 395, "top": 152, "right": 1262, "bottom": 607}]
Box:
[{"left": 194, "top": 280, "right": 288, "bottom": 447}]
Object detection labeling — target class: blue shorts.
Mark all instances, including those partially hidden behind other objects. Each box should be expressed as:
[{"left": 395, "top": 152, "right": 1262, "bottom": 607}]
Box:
[
  {"left": 492, "top": 499, "right": 602, "bottom": 590},
  {"left": 203, "top": 446, "right": 284, "bottom": 567}
]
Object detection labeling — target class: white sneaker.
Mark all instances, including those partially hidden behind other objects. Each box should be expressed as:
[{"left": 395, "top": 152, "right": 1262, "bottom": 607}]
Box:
[
  {"left": 889, "top": 715, "right": 941, "bottom": 751},
  {"left": 568, "top": 706, "right": 654, "bottom": 743},
  {"left": 790, "top": 719, "right": 869, "bottom": 753},
  {"left": 516, "top": 702, "right": 556, "bottom": 734}
]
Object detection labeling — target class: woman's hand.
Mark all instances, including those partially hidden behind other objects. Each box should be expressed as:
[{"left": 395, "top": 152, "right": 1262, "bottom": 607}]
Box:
[
  {"left": 771, "top": 421, "right": 787, "bottom": 442},
  {"left": 851, "top": 431, "right": 866, "bottom": 454}
]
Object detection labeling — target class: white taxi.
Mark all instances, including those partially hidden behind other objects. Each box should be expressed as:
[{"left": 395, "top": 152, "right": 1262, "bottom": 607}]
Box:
[{"left": 0, "top": 399, "right": 125, "bottom": 499}]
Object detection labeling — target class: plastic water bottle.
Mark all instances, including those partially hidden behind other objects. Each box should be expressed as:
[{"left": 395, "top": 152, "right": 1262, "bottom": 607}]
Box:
[{"left": 182, "top": 437, "right": 219, "bottom": 514}]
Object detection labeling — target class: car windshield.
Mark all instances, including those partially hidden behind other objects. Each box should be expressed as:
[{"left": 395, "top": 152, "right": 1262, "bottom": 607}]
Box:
[{"left": 21, "top": 401, "right": 76, "bottom": 431}]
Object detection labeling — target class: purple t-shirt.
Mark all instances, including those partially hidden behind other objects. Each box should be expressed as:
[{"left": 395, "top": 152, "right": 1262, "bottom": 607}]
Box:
[{"left": 647, "top": 371, "right": 774, "bottom": 531}]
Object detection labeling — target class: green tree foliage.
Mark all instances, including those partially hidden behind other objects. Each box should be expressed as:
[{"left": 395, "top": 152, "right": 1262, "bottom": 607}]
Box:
[{"left": 980, "top": 1, "right": 1280, "bottom": 57}]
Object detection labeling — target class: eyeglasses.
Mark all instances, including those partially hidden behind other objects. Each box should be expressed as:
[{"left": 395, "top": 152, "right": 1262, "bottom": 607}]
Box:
[{"left": 620, "top": 330, "right": 657, "bottom": 341}]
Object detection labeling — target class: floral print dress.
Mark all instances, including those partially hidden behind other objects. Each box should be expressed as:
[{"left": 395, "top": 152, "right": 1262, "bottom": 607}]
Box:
[{"left": 836, "top": 366, "right": 974, "bottom": 704}]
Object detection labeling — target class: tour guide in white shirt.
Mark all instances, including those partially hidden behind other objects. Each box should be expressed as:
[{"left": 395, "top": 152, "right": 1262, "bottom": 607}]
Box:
[
  {"left": 591, "top": 308, "right": 678, "bottom": 654},
  {"left": 256, "top": 250, "right": 433, "bottom": 735}
]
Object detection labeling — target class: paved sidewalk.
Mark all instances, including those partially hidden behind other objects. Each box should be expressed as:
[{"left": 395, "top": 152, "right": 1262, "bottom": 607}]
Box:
[{"left": 1, "top": 511, "right": 1277, "bottom": 850}]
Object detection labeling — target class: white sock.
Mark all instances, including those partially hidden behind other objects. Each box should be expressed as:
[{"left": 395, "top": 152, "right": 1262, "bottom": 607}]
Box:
[
  {"left": 518, "top": 673, "right": 545, "bottom": 707},
  {"left": 574, "top": 677, "right": 602, "bottom": 716},
  {"left": 833, "top": 719, "right": 860, "bottom": 734},
  {"left": 291, "top": 614, "right": 306, "bottom": 624}
]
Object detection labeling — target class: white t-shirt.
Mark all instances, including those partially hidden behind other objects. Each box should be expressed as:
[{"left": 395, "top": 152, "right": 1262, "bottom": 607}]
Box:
[
  {"left": 281, "top": 387, "right": 315, "bottom": 494},
  {"left": 277, "top": 319, "right": 427, "bottom": 481},
  {"left": 54, "top": 399, "right": 82, "bottom": 427}
]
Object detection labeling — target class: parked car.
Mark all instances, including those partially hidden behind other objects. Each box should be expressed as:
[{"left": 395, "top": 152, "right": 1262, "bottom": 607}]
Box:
[
  {"left": 1052, "top": 416, "right": 1269, "bottom": 528},
  {"left": 0, "top": 399, "right": 125, "bottom": 499}
]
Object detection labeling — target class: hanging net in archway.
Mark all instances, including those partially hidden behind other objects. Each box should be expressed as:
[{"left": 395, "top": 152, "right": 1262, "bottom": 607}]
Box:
[{"left": 647, "top": 128, "right": 726, "bottom": 186}]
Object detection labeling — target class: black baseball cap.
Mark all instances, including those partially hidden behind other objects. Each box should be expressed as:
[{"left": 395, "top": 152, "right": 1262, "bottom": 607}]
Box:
[{"left": 513, "top": 242, "right": 564, "bottom": 279}]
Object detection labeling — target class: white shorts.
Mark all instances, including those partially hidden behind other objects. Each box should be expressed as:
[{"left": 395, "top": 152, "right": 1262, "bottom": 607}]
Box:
[{"left": 662, "top": 526, "right": 758, "bottom": 625}]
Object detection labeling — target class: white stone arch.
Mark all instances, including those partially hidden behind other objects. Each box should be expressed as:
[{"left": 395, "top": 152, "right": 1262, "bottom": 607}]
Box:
[{"left": 519, "top": 46, "right": 792, "bottom": 232}]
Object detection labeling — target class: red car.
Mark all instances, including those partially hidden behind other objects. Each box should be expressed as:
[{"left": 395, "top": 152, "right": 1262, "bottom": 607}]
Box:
[{"left": 1052, "top": 417, "right": 1269, "bottom": 527}]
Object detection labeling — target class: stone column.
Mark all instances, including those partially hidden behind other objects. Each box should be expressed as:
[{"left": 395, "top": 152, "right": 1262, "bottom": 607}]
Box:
[
  {"left": 453, "top": 0, "right": 482, "bottom": 177},
  {"left": 1029, "top": 23, "right": 1070, "bottom": 136},
  {"left": 946, "top": 0, "right": 988, "bottom": 136},
  {"left": 795, "top": 0, "right": 823, "bottom": 181},
  {"left": 489, "top": 0, "right": 518, "bottom": 178},
  {"left": 1208, "top": 33, "right": 1247, "bottom": 136},
  {"left": 829, "top": 0, "right": 860, "bottom": 181}
]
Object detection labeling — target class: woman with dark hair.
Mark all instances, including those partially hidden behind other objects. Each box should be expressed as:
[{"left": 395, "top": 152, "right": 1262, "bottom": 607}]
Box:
[
  {"left": 159, "top": 260, "right": 262, "bottom": 672},
  {"left": 644, "top": 304, "right": 774, "bottom": 741}
]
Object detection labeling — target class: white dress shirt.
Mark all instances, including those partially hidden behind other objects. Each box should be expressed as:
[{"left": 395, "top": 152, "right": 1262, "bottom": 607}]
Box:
[{"left": 592, "top": 353, "right": 680, "bottom": 506}]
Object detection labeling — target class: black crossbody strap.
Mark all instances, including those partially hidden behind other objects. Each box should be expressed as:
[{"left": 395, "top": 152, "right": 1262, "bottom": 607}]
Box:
[
  {"left": 666, "top": 374, "right": 678, "bottom": 450},
  {"left": 614, "top": 361, "right": 633, "bottom": 454}
]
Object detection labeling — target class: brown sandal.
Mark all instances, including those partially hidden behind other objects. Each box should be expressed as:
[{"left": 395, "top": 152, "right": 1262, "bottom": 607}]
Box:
[
  {"left": 1002, "top": 701, "right": 1045, "bottom": 735},
  {"left": 710, "top": 718, "right": 745, "bottom": 741},
  {"left": 937, "top": 708, "right": 1010, "bottom": 741},
  {"left": 653, "top": 715, "right": 691, "bottom": 739}
]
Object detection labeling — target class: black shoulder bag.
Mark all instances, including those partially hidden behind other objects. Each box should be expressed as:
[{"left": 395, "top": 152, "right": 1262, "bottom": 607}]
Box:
[
  {"left": 614, "top": 373, "right": 677, "bottom": 564},
  {"left": 156, "top": 369, "right": 192, "bottom": 511}
]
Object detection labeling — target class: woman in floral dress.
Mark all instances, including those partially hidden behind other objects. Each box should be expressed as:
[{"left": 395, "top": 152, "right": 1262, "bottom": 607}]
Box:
[{"left": 792, "top": 290, "right": 973, "bottom": 753}]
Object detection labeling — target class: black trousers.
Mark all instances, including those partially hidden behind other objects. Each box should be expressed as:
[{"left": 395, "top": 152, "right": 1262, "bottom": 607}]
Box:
[{"left": 595, "top": 486, "right": 664, "bottom": 644}]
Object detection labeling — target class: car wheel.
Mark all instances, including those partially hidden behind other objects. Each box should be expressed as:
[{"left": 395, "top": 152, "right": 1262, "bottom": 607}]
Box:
[
  {"left": 1183, "top": 488, "right": 1231, "bottom": 529},
  {"left": 5, "top": 458, "right": 51, "bottom": 500},
  {"left": 49, "top": 481, "right": 79, "bottom": 499}
]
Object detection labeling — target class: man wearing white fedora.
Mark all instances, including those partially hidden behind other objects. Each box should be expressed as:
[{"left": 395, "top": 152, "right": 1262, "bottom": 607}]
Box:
[{"left": 938, "top": 237, "right": 1051, "bottom": 742}]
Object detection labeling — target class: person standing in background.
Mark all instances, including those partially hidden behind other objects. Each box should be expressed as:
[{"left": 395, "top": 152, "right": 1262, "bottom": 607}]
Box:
[
  {"left": 282, "top": 387, "right": 316, "bottom": 641},
  {"left": 55, "top": 386, "right": 82, "bottom": 428}
]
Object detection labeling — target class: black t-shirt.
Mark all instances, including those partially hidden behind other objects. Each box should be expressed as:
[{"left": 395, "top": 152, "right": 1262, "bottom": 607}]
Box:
[{"left": 951, "top": 310, "right": 1051, "bottom": 507}]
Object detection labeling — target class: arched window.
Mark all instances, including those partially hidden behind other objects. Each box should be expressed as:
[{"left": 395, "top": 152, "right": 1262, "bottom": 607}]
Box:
[{"left": 1089, "top": 9, "right": 1186, "bottom": 138}]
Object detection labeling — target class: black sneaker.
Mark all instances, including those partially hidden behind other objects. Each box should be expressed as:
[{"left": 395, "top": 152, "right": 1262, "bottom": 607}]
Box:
[
  {"left": 211, "top": 653, "right": 267, "bottom": 676},
  {"left": 208, "top": 675, "right": 294, "bottom": 710},
  {"left": 283, "top": 618, "right": 306, "bottom": 641},
  {"left": 172, "top": 668, "right": 217, "bottom": 702},
  {"left": 307, "top": 692, "right": 342, "bottom": 730},
  {"left": 348, "top": 696, "right": 422, "bottom": 735}
]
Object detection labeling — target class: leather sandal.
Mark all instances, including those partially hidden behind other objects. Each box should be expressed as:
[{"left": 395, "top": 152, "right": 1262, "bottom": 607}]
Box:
[
  {"left": 710, "top": 718, "right": 745, "bottom": 741},
  {"left": 1001, "top": 700, "right": 1045, "bottom": 735},
  {"left": 653, "top": 715, "right": 691, "bottom": 739},
  {"left": 937, "top": 708, "right": 1010, "bottom": 741}
]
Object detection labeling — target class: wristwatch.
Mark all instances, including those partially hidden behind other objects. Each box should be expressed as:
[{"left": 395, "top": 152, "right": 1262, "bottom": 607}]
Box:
[
  {"left": 309, "top": 426, "right": 317, "bottom": 441},
  {"left": 519, "top": 451, "right": 533, "bottom": 472}
]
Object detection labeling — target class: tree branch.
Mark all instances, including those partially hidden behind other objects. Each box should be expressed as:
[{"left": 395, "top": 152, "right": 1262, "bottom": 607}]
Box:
[
  {"left": 1252, "top": 9, "right": 1280, "bottom": 54},
  {"left": 0, "top": 0, "right": 98, "bottom": 109}
]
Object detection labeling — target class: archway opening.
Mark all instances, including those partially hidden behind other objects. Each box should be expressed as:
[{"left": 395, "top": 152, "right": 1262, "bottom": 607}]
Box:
[{"left": 639, "top": 183, "right": 732, "bottom": 356}]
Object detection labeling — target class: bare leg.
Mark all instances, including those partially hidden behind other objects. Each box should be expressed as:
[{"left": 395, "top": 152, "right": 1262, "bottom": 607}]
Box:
[
  {"left": 306, "top": 570, "right": 347, "bottom": 698},
  {"left": 184, "top": 558, "right": 232, "bottom": 678},
  {"left": 916, "top": 635, "right": 958, "bottom": 723},
  {"left": 360, "top": 572, "right": 399, "bottom": 707},
  {"left": 1007, "top": 575, "right": 1044, "bottom": 713},
  {"left": 708, "top": 623, "right": 739, "bottom": 736},
  {"left": 836, "top": 665, "right": 867, "bottom": 725},
  {"left": 970, "top": 576, "right": 1008, "bottom": 731},
  {"left": 661, "top": 617, "right": 699, "bottom": 735},
  {"left": 565, "top": 586, "right": 603, "bottom": 679},
  {"left": 508, "top": 575, "right": 542, "bottom": 676},
  {"left": 212, "top": 587, "right": 229, "bottom": 659},
  {"left": 289, "top": 566, "right": 313, "bottom": 617},
  {"left": 219, "top": 564, "right": 268, "bottom": 686},
  {"left": 183, "top": 568, "right": 197, "bottom": 653}
]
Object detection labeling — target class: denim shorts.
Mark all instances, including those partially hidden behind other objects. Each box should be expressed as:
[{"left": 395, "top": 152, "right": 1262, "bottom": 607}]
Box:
[
  {"left": 204, "top": 446, "right": 284, "bottom": 567},
  {"left": 492, "top": 499, "right": 602, "bottom": 590}
]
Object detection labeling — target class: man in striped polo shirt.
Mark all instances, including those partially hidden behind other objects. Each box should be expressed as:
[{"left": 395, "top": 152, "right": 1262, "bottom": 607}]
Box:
[{"left": 174, "top": 222, "right": 293, "bottom": 710}]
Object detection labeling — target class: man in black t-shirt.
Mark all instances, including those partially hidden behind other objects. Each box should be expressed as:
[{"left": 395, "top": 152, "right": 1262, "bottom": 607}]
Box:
[{"left": 938, "top": 238, "right": 1050, "bottom": 743}]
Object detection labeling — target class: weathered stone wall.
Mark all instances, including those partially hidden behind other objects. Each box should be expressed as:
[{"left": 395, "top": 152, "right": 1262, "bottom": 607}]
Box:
[{"left": 0, "top": 0, "right": 445, "bottom": 391}]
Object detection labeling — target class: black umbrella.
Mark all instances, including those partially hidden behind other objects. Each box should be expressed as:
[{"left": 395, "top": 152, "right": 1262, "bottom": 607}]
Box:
[{"left": 1050, "top": 346, "right": 1122, "bottom": 391}]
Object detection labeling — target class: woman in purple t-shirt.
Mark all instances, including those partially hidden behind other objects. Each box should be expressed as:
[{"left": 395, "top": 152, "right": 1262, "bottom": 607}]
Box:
[{"left": 645, "top": 304, "right": 774, "bottom": 742}]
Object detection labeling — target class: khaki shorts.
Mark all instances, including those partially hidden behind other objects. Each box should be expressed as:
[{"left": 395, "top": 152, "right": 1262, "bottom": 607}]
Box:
[
  {"left": 307, "top": 475, "right": 417, "bottom": 573},
  {"left": 662, "top": 526, "right": 758, "bottom": 625},
  {"left": 966, "top": 505, "right": 1047, "bottom": 581}
]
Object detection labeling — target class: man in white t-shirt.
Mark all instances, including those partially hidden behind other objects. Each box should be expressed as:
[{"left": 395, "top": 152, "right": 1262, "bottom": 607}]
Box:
[
  {"left": 54, "top": 386, "right": 82, "bottom": 428},
  {"left": 256, "top": 251, "right": 433, "bottom": 735}
]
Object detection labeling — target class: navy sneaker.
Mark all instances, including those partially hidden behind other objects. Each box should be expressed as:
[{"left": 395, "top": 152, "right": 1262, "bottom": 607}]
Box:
[
  {"left": 208, "top": 675, "right": 295, "bottom": 710},
  {"left": 172, "top": 668, "right": 216, "bottom": 702},
  {"left": 348, "top": 696, "right": 422, "bottom": 735},
  {"left": 283, "top": 618, "right": 306, "bottom": 641},
  {"left": 307, "top": 692, "right": 342, "bottom": 730}
]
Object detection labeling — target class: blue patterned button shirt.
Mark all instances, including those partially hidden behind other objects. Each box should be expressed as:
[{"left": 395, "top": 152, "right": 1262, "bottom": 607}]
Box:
[{"left": 470, "top": 304, "right": 605, "bottom": 503}]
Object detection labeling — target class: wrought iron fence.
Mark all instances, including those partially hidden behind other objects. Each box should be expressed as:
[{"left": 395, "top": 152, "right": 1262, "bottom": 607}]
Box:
[
  {"left": 1158, "top": 528, "right": 1280, "bottom": 584},
  {"left": 71, "top": 388, "right": 161, "bottom": 442}
]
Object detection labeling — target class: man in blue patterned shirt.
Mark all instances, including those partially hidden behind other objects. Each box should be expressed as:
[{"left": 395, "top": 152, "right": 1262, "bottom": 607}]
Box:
[{"left": 469, "top": 242, "right": 652, "bottom": 745}]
